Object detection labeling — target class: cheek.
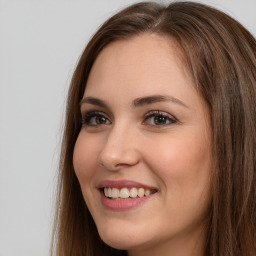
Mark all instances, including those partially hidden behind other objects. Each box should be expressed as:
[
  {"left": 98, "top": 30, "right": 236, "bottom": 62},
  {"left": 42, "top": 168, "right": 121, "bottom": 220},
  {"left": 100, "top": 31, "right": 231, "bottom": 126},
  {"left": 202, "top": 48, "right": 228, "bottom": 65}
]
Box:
[
  {"left": 143, "top": 132, "right": 212, "bottom": 196},
  {"left": 146, "top": 133, "right": 212, "bottom": 227},
  {"left": 73, "top": 132, "right": 99, "bottom": 183}
]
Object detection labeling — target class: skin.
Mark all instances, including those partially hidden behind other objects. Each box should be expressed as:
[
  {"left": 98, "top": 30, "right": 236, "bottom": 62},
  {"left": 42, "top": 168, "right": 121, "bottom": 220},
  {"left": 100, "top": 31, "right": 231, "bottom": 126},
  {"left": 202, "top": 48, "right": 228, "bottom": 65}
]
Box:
[{"left": 73, "top": 33, "right": 212, "bottom": 256}]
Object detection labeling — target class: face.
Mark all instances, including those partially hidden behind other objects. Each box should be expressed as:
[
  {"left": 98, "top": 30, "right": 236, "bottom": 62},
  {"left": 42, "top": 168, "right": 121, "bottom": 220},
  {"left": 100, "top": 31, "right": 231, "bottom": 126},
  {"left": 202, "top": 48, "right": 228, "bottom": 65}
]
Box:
[{"left": 73, "top": 34, "right": 212, "bottom": 255}]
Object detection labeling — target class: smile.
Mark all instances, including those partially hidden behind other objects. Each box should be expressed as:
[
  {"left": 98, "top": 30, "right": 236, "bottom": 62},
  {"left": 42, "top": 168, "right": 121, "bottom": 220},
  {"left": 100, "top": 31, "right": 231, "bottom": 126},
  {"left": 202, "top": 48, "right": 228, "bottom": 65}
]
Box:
[
  {"left": 98, "top": 180, "right": 158, "bottom": 210},
  {"left": 103, "top": 187, "right": 156, "bottom": 199}
]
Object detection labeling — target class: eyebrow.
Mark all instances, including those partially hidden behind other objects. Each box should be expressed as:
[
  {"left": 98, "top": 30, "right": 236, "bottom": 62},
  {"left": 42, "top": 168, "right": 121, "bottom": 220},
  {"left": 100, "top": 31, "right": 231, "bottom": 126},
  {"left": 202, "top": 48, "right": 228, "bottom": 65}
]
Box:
[
  {"left": 132, "top": 95, "right": 188, "bottom": 108},
  {"left": 80, "top": 97, "right": 108, "bottom": 108},
  {"left": 80, "top": 95, "right": 188, "bottom": 108}
]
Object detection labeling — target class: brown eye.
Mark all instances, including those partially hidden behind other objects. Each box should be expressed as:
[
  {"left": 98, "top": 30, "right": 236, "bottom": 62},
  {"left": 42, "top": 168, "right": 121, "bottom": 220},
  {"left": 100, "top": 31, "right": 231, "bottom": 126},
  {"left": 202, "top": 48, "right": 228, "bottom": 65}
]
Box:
[
  {"left": 95, "top": 116, "right": 108, "bottom": 124},
  {"left": 82, "top": 111, "right": 111, "bottom": 126},
  {"left": 154, "top": 115, "right": 168, "bottom": 125},
  {"left": 143, "top": 111, "right": 176, "bottom": 127}
]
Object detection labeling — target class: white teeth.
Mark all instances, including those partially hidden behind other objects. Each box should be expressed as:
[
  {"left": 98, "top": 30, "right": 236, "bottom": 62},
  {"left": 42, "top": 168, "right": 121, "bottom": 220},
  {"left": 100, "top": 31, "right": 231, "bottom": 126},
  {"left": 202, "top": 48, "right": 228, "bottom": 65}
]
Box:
[
  {"left": 111, "top": 188, "right": 119, "bottom": 199},
  {"left": 103, "top": 187, "right": 155, "bottom": 199},
  {"left": 145, "top": 189, "right": 150, "bottom": 196},
  {"left": 107, "top": 187, "right": 111, "bottom": 197},
  {"left": 120, "top": 188, "right": 129, "bottom": 199},
  {"left": 138, "top": 188, "right": 144, "bottom": 198},
  {"left": 104, "top": 187, "right": 108, "bottom": 197},
  {"left": 130, "top": 187, "right": 138, "bottom": 198}
]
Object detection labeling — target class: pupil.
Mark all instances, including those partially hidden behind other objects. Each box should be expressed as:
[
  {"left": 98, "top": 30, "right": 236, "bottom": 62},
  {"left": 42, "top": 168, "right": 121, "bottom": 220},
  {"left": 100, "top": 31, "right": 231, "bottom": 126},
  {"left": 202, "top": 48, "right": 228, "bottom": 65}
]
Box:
[
  {"left": 154, "top": 116, "right": 166, "bottom": 125},
  {"left": 96, "top": 116, "right": 106, "bottom": 124}
]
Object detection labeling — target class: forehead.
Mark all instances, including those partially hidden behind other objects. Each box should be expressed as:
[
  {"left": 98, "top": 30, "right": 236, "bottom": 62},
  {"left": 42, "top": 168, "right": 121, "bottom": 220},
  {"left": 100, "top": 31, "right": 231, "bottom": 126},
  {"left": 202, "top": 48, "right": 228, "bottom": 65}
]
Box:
[{"left": 84, "top": 33, "right": 195, "bottom": 104}]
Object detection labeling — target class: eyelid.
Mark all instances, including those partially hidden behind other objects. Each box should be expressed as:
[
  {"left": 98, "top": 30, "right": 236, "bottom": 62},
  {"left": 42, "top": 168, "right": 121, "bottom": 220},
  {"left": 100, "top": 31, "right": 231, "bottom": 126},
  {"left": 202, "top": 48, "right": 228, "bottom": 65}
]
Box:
[
  {"left": 81, "top": 110, "right": 111, "bottom": 126},
  {"left": 144, "top": 110, "right": 177, "bottom": 119},
  {"left": 142, "top": 110, "right": 177, "bottom": 126},
  {"left": 81, "top": 109, "right": 109, "bottom": 118},
  {"left": 80, "top": 109, "right": 178, "bottom": 128}
]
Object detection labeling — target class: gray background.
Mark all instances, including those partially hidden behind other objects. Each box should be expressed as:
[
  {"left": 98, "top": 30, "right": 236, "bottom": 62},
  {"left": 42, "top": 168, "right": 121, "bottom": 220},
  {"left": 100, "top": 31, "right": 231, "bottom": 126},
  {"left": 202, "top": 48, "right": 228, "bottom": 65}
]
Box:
[{"left": 0, "top": 0, "right": 255, "bottom": 255}]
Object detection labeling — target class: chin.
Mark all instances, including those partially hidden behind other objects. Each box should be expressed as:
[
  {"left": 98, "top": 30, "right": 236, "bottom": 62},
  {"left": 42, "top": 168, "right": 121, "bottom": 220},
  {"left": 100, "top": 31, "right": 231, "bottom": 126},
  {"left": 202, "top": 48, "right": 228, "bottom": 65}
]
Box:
[{"left": 97, "top": 223, "right": 146, "bottom": 250}]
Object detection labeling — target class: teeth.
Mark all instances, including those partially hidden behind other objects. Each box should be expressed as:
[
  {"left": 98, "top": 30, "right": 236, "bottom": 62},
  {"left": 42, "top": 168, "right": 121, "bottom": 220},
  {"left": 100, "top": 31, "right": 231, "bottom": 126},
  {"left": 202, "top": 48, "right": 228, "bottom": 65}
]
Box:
[
  {"left": 111, "top": 188, "right": 119, "bottom": 199},
  {"left": 103, "top": 187, "right": 154, "bottom": 199},
  {"left": 104, "top": 187, "right": 108, "bottom": 197},
  {"left": 138, "top": 188, "right": 144, "bottom": 198},
  {"left": 130, "top": 187, "right": 138, "bottom": 198},
  {"left": 120, "top": 188, "right": 129, "bottom": 199},
  {"left": 107, "top": 187, "right": 111, "bottom": 197},
  {"left": 145, "top": 189, "right": 150, "bottom": 196}
]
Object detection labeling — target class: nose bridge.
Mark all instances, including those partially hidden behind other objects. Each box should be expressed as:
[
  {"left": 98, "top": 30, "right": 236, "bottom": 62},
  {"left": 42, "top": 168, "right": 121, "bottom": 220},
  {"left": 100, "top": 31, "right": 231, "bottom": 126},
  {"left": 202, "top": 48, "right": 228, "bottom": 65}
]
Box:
[{"left": 98, "top": 122, "right": 139, "bottom": 170}]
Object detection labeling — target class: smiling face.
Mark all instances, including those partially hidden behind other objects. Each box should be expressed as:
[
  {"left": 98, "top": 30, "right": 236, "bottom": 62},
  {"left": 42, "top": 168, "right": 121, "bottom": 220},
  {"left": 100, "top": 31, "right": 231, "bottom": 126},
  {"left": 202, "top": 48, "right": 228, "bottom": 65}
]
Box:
[{"left": 73, "top": 33, "right": 212, "bottom": 256}]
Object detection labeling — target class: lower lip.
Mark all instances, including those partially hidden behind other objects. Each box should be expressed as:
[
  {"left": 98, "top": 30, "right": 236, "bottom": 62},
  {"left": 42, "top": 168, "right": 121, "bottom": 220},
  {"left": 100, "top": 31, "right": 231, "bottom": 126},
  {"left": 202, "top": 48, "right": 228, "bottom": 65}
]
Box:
[{"left": 100, "top": 190, "right": 155, "bottom": 210}]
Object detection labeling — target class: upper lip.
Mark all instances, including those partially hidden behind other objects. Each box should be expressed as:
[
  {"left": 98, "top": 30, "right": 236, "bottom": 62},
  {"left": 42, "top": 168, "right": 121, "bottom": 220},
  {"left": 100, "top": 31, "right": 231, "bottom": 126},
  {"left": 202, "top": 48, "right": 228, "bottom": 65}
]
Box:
[{"left": 97, "top": 179, "right": 158, "bottom": 190}]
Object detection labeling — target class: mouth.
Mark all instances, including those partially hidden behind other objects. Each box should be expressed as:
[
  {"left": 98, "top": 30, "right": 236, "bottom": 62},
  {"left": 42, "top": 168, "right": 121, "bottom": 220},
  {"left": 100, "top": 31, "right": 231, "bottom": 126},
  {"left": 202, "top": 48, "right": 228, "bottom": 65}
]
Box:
[
  {"left": 101, "top": 187, "right": 157, "bottom": 200},
  {"left": 98, "top": 180, "right": 158, "bottom": 210}
]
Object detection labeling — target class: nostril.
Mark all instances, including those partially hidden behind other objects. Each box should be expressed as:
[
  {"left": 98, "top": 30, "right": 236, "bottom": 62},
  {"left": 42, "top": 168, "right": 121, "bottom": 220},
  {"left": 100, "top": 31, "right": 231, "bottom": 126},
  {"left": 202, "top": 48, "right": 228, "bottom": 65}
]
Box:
[{"left": 97, "top": 131, "right": 141, "bottom": 171}]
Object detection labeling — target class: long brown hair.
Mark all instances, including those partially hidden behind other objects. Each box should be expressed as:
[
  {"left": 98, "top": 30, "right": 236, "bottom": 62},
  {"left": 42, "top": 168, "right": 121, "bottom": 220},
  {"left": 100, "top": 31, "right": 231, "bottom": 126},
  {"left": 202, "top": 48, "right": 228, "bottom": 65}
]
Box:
[{"left": 51, "top": 2, "right": 256, "bottom": 255}]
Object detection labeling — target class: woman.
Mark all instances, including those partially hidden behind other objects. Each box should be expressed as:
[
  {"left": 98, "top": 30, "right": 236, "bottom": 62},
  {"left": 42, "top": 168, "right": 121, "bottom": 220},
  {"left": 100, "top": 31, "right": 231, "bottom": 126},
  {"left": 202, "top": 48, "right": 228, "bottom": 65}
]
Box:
[{"left": 51, "top": 1, "right": 256, "bottom": 255}]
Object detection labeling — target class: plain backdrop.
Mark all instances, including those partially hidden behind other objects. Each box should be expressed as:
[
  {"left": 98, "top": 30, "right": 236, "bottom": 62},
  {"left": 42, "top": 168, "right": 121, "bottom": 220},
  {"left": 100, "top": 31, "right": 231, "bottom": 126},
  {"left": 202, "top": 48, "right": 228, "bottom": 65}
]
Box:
[{"left": 0, "top": 0, "right": 255, "bottom": 255}]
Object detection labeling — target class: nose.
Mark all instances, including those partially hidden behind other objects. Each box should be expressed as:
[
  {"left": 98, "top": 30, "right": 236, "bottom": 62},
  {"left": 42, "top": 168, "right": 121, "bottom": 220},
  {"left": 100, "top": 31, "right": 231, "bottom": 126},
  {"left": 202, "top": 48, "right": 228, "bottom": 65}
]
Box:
[{"left": 98, "top": 124, "right": 140, "bottom": 171}]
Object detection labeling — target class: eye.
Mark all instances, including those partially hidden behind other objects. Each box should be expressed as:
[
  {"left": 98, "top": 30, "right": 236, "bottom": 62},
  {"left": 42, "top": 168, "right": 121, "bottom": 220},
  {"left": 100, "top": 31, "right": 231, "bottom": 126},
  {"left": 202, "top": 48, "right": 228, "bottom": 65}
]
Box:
[
  {"left": 81, "top": 111, "right": 111, "bottom": 126},
  {"left": 143, "top": 110, "right": 176, "bottom": 127}
]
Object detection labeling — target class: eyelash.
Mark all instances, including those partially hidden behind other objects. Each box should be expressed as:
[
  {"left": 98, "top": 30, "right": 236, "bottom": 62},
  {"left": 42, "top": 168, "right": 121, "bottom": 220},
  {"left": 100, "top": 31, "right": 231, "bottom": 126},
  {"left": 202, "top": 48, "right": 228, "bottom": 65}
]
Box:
[
  {"left": 81, "top": 110, "right": 177, "bottom": 128},
  {"left": 143, "top": 110, "right": 177, "bottom": 127},
  {"left": 81, "top": 111, "right": 111, "bottom": 127}
]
